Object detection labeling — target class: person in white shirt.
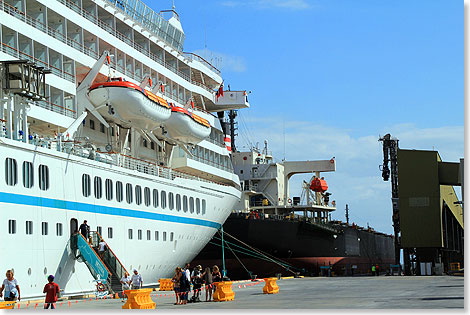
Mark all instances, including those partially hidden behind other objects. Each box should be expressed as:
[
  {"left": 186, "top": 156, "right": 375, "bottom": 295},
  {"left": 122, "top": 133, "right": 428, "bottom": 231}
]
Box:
[
  {"left": 130, "top": 269, "right": 143, "bottom": 289},
  {"left": 0, "top": 270, "right": 20, "bottom": 301},
  {"left": 98, "top": 239, "right": 107, "bottom": 258},
  {"left": 120, "top": 272, "right": 131, "bottom": 302}
]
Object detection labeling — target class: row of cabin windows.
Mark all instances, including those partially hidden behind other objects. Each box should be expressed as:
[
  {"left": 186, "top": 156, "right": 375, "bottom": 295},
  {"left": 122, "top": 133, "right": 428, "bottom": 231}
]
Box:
[
  {"left": 128, "top": 229, "right": 173, "bottom": 242},
  {"left": 8, "top": 220, "right": 62, "bottom": 236},
  {"left": 82, "top": 174, "right": 207, "bottom": 214},
  {"left": 8, "top": 220, "right": 173, "bottom": 242},
  {"left": 5, "top": 158, "right": 50, "bottom": 190}
]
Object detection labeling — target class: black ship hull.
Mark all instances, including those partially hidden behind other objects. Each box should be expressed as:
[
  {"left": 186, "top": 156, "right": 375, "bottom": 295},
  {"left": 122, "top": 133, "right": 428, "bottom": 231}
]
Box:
[{"left": 192, "top": 213, "right": 395, "bottom": 279}]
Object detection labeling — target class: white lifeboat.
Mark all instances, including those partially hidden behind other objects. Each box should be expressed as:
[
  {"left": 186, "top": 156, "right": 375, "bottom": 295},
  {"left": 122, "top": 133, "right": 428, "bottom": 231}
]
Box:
[
  {"left": 164, "top": 105, "right": 211, "bottom": 145},
  {"left": 88, "top": 78, "right": 171, "bottom": 129}
]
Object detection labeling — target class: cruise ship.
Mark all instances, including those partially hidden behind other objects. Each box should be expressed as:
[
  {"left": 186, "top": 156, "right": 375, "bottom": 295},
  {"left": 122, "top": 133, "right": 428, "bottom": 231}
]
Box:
[{"left": 0, "top": 0, "right": 249, "bottom": 299}]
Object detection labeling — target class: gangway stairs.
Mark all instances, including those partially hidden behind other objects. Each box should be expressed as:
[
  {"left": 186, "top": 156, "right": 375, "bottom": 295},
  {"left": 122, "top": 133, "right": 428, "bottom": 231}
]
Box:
[{"left": 70, "top": 232, "right": 128, "bottom": 294}]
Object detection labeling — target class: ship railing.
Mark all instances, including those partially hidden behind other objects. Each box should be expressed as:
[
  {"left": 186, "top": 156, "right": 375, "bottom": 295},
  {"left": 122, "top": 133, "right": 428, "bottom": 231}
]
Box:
[
  {"left": 183, "top": 52, "right": 221, "bottom": 76},
  {"left": 56, "top": 0, "right": 214, "bottom": 94}
]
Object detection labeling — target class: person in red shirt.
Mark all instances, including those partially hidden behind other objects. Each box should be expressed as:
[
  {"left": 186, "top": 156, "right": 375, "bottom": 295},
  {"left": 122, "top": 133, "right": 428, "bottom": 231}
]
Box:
[{"left": 43, "top": 275, "right": 60, "bottom": 309}]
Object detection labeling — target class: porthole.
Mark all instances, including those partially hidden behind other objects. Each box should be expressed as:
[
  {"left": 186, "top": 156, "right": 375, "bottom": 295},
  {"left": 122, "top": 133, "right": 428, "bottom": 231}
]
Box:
[
  {"left": 28, "top": 268, "right": 31, "bottom": 276},
  {"left": 43, "top": 267, "right": 47, "bottom": 275}
]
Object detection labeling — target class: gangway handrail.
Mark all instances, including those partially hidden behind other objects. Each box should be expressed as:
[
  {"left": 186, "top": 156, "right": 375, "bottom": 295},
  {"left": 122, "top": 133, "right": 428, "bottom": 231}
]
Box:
[{"left": 90, "top": 231, "right": 129, "bottom": 284}]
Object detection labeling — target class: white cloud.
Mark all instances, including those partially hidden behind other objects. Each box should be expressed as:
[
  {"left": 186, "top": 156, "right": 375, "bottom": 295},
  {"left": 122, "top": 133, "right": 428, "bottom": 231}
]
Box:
[
  {"left": 193, "top": 49, "right": 246, "bottom": 73},
  {"left": 220, "top": 0, "right": 312, "bottom": 10},
  {"left": 236, "top": 113, "right": 464, "bottom": 234}
]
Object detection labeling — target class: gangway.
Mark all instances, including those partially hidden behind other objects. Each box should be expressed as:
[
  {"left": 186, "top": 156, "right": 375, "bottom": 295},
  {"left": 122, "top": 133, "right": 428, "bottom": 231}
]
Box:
[{"left": 70, "top": 232, "right": 128, "bottom": 294}]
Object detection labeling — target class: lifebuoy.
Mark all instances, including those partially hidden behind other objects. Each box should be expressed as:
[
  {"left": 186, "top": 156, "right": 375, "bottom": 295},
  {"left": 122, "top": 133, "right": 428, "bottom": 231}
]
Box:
[
  {"left": 96, "top": 283, "right": 106, "bottom": 291},
  {"left": 288, "top": 198, "right": 292, "bottom": 204},
  {"left": 330, "top": 158, "right": 335, "bottom": 164}
]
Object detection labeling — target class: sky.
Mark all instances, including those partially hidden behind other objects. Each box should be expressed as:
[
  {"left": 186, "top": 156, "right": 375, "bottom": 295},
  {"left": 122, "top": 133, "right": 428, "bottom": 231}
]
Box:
[{"left": 152, "top": 0, "right": 463, "bottom": 234}]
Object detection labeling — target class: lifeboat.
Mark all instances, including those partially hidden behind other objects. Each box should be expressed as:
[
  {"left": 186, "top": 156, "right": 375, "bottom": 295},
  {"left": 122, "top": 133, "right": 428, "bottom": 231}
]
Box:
[
  {"left": 88, "top": 78, "right": 171, "bottom": 129},
  {"left": 310, "top": 177, "right": 328, "bottom": 192},
  {"left": 164, "top": 105, "right": 211, "bottom": 145}
]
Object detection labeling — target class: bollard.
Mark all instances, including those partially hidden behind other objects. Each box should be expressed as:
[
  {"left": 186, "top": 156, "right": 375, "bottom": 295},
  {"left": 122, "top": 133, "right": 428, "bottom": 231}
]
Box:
[
  {"left": 158, "top": 278, "right": 174, "bottom": 291},
  {"left": 122, "top": 289, "right": 156, "bottom": 309},
  {"left": 0, "top": 301, "right": 16, "bottom": 309},
  {"left": 263, "top": 278, "right": 279, "bottom": 294},
  {"left": 213, "top": 281, "right": 235, "bottom": 302}
]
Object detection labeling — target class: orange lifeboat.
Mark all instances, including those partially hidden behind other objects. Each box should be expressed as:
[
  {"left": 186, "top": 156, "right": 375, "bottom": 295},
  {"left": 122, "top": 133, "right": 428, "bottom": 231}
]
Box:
[{"left": 310, "top": 177, "right": 328, "bottom": 192}]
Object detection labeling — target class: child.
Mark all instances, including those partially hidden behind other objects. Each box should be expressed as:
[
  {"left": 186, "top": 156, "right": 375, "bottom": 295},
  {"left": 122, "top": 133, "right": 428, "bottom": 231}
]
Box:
[{"left": 43, "top": 275, "right": 60, "bottom": 309}]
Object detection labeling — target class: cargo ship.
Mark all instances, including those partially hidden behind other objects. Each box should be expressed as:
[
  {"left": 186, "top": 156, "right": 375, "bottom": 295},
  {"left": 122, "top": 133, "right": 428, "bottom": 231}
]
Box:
[{"left": 193, "top": 137, "right": 395, "bottom": 279}]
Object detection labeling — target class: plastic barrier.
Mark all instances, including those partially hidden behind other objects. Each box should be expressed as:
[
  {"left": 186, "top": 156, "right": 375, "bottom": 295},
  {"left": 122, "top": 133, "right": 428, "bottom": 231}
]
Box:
[
  {"left": 450, "top": 263, "right": 460, "bottom": 271},
  {"left": 122, "top": 289, "right": 156, "bottom": 309},
  {"left": 263, "top": 278, "right": 279, "bottom": 294},
  {"left": 0, "top": 301, "right": 16, "bottom": 309},
  {"left": 158, "top": 278, "right": 174, "bottom": 291},
  {"left": 213, "top": 281, "right": 235, "bottom": 302}
]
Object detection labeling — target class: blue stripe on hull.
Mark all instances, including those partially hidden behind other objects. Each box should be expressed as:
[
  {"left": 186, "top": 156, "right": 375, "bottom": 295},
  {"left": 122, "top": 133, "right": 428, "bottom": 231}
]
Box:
[{"left": 0, "top": 192, "right": 221, "bottom": 229}]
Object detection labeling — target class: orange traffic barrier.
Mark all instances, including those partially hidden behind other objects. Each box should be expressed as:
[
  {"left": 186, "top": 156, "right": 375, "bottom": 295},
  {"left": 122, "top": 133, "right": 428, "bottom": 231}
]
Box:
[
  {"left": 158, "top": 278, "right": 174, "bottom": 291},
  {"left": 450, "top": 263, "right": 460, "bottom": 271},
  {"left": 213, "top": 281, "right": 235, "bottom": 302},
  {"left": 263, "top": 278, "right": 279, "bottom": 294},
  {"left": 122, "top": 289, "right": 156, "bottom": 309},
  {"left": 0, "top": 301, "right": 16, "bottom": 309}
]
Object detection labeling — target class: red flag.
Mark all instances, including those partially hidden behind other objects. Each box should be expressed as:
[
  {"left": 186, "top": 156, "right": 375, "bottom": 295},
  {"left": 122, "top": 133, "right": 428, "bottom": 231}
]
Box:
[
  {"left": 149, "top": 78, "right": 152, "bottom": 87},
  {"left": 190, "top": 99, "right": 194, "bottom": 108},
  {"left": 216, "top": 81, "right": 224, "bottom": 101}
]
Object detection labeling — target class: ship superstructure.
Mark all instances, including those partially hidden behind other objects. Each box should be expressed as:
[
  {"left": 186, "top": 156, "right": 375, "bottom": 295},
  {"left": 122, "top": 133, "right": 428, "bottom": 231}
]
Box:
[{"left": 0, "top": 0, "right": 249, "bottom": 299}]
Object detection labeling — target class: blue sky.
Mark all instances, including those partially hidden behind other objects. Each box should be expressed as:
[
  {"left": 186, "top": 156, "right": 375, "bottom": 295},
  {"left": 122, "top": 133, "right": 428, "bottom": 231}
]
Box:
[{"left": 153, "top": 0, "right": 463, "bottom": 234}]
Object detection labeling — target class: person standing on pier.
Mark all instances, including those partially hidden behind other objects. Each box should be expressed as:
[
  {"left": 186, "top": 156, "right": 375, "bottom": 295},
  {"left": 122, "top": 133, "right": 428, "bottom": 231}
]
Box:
[
  {"left": 130, "top": 269, "right": 143, "bottom": 289},
  {"left": 0, "top": 270, "right": 20, "bottom": 301},
  {"left": 201, "top": 267, "right": 213, "bottom": 302},
  {"left": 120, "top": 272, "right": 131, "bottom": 302},
  {"left": 43, "top": 275, "right": 60, "bottom": 309}
]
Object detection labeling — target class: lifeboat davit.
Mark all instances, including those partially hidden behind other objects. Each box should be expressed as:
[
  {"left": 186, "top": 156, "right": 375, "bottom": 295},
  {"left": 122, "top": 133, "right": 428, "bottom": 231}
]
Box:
[
  {"left": 88, "top": 78, "right": 171, "bottom": 129},
  {"left": 164, "top": 105, "right": 211, "bottom": 145},
  {"left": 310, "top": 177, "right": 328, "bottom": 192}
]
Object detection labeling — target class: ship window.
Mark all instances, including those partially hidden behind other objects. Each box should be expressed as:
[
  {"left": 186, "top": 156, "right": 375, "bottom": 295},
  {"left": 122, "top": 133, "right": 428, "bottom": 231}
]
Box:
[
  {"left": 141, "top": 187, "right": 149, "bottom": 206},
  {"left": 161, "top": 190, "right": 166, "bottom": 209},
  {"left": 89, "top": 119, "right": 95, "bottom": 130},
  {"left": 26, "top": 221, "right": 33, "bottom": 235},
  {"left": 151, "top": 142, "right": 155, "bottom": 150},
  {"left": 108, "top": 227, "right": 113, "bottom": 239},
  {"left": 8, "top": 220, "right": 16, "bottom": 234},
  {"left": 143, "top": 139, "right": 147, "bottom": 147},
  {"left": 202, "top": 199, "right": 206, "bottom": 215},
  {"left": 170, "top": 232, "right": 174, "bottom": 242},
  {"left": 97, "top": 226, "right": 102, "bottom": 236},
  {"left": 126, "top": 183, "right": 133, "bottom": 204},
  {"left": 163, "top": 231, "right": 167, "bottom": 241},
  {"left": 196, "top": 198, "right": 200, "bottom": 214},
  {"left": 183, "top": 195, "right": 188, "bottom": 212},
  {"left": 135, "top": 185, "right": 142, "bottom": 205},
  {"left": 147, "top": 230, "right": 151, "bottom": 240},
  {"left": 138, "top": 229, "right": 142, "bottom": 240},
  {"left": 100, "top": 123, "right": 105, "bottom": 133},
  {"left": 153, "top": 189, "right": 159, "bottom": 208},
  {"left": 176, "top": 194, "right": 181, "bottom": 211},
  {"left": 155, "top": 231, "right": 159, "bottom": 241},
  {"left": 82, "top": 174, "right": 91, "bottom": 197},
  {"left": 39, "top": 165, "right": 49, "bottom": 191},
  {"left": 105, "top": 179, "right": 113, "bottom": 200},
  {"left": 94, "top": 176, "right": 102, "bottom": 199},
  {"left": 111, "top": 127, "right": 115, "bottom": 136},
  {"left": 56, "top": 223, "right": 63, "bottom": 236},
  {"left": 42, "top": 222, "right": 48, "bottom": 235},
  {"left": 128, "top": 229, "right": 133, "bottom": 239},
  {"left": 168, "top": 192, "right": 174, "bottom": 210},
  {"left": 5, "top": 158, "right": 17, "bottom": 186},
  {"left": 189, "top": 197, "right": 194, "bottom": 213},
  {"left": 116, "top": 181, "right": 123, "bottom": 202},
  {"left": 22, "top": 161, "right": 34, "bottom": 188}
]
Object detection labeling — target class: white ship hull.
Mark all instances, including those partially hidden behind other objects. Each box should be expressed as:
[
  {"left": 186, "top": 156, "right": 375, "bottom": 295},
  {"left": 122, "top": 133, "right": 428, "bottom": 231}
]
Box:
[{"left": 0, "top": 139, "right": 240, "bottom": 299}]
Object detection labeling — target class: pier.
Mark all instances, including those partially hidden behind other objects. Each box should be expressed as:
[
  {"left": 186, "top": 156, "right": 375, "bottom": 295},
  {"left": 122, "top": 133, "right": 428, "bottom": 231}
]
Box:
[{"left": 10, "top": 276, "right": 463, "bottom": 309}]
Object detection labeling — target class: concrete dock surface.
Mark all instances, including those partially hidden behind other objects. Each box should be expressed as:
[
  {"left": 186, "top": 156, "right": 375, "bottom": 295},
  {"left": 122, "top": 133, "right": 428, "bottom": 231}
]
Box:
[{"left": 12, "top": 276, "right": 464, "bottom": 310}]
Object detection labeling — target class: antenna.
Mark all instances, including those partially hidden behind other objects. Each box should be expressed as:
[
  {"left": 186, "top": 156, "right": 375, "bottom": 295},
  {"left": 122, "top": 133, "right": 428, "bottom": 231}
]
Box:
[
  {"left": 204, "top": 25, "right": 207, "bottom": 49},
  {"left": 283, "top": 118, "right": 285, "bottom": 161},
  {"left": 172, "top": 0, "right": 175, "bottom": 10},
  {"left": 345, "top": 204, "right": 349, "bottom": 225}
]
